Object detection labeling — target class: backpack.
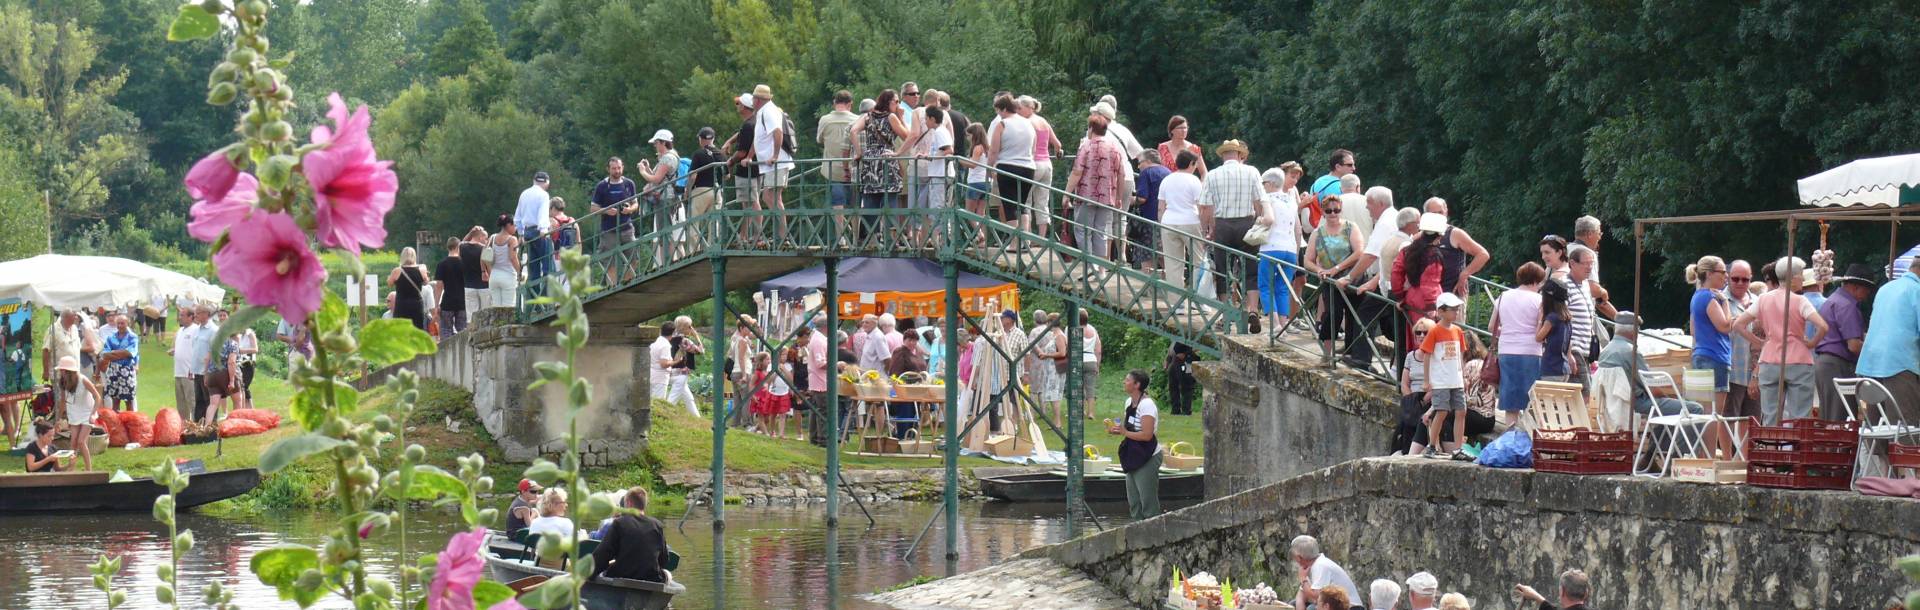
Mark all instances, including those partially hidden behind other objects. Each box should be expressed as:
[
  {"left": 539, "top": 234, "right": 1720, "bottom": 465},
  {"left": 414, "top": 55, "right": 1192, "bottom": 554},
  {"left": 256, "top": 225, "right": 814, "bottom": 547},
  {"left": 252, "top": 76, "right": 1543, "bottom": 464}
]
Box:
[
  {"left": 782, "top": 115, "right": 798, "bottom": 155},
  {"left": 675, "top": 157, "right": 691, "bottom": 188}
]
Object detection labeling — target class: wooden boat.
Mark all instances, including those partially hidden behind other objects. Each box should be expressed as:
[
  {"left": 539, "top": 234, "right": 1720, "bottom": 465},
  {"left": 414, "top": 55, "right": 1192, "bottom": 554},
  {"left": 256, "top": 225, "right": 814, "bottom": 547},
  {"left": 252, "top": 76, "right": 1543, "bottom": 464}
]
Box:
[
  {"left": 977, "top": 469, "right": 1205, "bottom": 503},
  {"left": 485, "top": 533, "right": 684, "bottom": 610},
  {"left": 0, "top": 467, "right": 260, "bottom": 513}
]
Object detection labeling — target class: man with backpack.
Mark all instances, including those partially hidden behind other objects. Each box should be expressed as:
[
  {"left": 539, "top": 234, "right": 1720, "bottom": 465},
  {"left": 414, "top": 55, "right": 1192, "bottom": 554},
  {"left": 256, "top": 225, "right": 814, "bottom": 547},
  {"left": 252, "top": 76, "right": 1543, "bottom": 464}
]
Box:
[{"left": 749, "top": 84, "right": 796, "bottom": 242}]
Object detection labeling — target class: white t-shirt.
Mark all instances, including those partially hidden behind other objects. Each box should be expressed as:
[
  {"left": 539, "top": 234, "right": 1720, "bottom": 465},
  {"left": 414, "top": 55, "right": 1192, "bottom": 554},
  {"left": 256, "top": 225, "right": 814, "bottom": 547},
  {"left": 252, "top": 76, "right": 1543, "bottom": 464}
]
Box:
[
  {"left": 924, "top": 127, "right": 953, "bottom": 178},
  {"left": 1158, "top": 172, "right": 1204, "bottom": 226},
  {"left": 769, "top": 362, "right": 791, "bottom": 396},
  {"left": 753, "top": 102, "right": 794, "bottom": 173},
  {"left": 1362, "top": 208, "right": 1401, "bottom": 259},
  {"left": 1308, "top": 556, "right": 1361, "bottom": 605},
  {"left": 991, "top": 115, "right": 1036, "bottom": 169},
  {"left": 966, "top": 148, "right": 988, "bottom": 183},
  {"left": 1125, "top": 395, "right": 1158, "bottom": 431},
  {"left": 648, "top": 337, "right": 672, "bottom": 387},
  {"left": 1402, "top": 351, "right": 1427, "bottom": 394},
  {"left": 526, "top": 515, "right": 574, "bottom": 540},
  {"left": 1262, "top": 190, "right": 1300, "bottom": 252}
]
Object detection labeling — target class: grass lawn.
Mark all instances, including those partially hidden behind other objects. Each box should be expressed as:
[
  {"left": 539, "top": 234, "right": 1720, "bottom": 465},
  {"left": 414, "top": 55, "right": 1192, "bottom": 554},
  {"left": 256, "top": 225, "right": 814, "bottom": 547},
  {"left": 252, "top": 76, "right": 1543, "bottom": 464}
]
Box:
[{"left": 4, "top": 308, "right": 300, "bottom": 475}]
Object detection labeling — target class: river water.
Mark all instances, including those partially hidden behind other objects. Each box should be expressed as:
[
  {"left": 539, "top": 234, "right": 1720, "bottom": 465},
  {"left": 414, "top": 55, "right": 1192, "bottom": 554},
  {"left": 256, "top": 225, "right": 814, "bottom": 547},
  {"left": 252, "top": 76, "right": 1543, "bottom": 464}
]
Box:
[{"left": 0, "top": 499, "right": 1174, "bottom": 609}]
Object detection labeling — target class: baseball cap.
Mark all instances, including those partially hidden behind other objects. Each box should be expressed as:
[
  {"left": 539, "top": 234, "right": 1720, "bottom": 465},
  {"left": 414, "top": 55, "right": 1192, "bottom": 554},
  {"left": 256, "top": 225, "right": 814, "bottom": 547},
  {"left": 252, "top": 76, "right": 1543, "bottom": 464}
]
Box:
[
  {"left": 736, "top": 93, "right": 755, "bottom": 107},
  {"left": 1436, "top": 292, "right": 1465, "bottom": 310},
  {"left": 1406, "top": 571, "right": 1438, "bottom": 595},
  {"left": 1000, "top": 309, "right": 1017, "bottom": 320},
  {"left": 648, "top": 129, "right": 674, "bottom": 144},
  {"left": 533, "top": 171, "right": 550, "bottom": 183},
  {"left": 697, "top": 126, "right": 717, "bottom": 140},
  {"left": 518, "top": 479, "right": 542, "bottom": 494},
  {"left": 1419, "top": 212, "right": 1448, "bottom": 234}
]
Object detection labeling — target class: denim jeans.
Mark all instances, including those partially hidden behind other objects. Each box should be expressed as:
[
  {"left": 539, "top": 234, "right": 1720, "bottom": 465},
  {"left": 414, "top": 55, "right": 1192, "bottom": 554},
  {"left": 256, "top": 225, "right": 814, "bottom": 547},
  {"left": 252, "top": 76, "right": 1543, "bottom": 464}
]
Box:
[
  {"left": 524, "top": 231, "right": 553, "bottom": 292},
  {"left": 1497, "top": 353, "right": 1542, "bottom": 413},
  {"left": 1257, "top": 250, "right": 1298, "bottom": 316}
]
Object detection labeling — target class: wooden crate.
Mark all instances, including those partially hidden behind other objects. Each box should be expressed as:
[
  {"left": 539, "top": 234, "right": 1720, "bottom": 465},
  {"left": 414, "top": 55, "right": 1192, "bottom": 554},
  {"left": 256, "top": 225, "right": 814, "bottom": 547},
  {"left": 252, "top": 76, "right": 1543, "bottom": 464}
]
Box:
[
  {"left": 985, "top": 434, "right": 1029, "bottom": 457},
  {"left": 1672, "top": 458, "right": 1747, "bottom": 484}
]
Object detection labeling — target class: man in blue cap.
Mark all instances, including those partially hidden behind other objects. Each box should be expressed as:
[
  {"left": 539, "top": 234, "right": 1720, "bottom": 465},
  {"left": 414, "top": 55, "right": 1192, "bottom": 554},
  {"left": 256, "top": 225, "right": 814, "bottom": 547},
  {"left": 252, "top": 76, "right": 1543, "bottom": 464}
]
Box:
[{"left": 514, "top": 170, "right": 553, "bottom": 289}]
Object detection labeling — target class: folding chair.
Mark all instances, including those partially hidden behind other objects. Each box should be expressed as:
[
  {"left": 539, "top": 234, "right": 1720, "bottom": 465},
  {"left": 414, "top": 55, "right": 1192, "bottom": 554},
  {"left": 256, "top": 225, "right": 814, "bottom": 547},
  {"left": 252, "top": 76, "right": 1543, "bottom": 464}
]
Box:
[
  {"left": 1833, "top": 377, "right": 1920, "bottom": 487},
  {"left": 1527, "top": 381, "right": 1593, "bottom": 433},
  {"left": 1631, "top": 371, "right": 1720, "bottom": 478}
]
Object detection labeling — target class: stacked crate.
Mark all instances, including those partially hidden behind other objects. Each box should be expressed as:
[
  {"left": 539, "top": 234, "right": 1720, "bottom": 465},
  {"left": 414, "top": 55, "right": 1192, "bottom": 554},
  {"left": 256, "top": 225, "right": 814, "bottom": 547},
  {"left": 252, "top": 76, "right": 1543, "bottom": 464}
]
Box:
[
  {"left": 1744, "top": 419, "right": 1859, "bottom": 490},
  {"left": 1533, "top": 429, "right": 1635, "bottom": 475}
]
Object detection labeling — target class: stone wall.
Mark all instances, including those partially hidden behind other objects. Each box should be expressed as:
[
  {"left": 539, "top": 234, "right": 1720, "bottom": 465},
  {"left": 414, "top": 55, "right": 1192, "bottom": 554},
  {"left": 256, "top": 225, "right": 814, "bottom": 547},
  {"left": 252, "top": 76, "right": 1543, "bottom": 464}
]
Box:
[
  {"left": 1025, "top": 458, "right": 1920, "bottom": 610},
  {"left": 1197, "top": 335, "right": 1399, "bottom": 499},
  {"left": 397, "top": 308, "right": 655, "bottom": 464}
]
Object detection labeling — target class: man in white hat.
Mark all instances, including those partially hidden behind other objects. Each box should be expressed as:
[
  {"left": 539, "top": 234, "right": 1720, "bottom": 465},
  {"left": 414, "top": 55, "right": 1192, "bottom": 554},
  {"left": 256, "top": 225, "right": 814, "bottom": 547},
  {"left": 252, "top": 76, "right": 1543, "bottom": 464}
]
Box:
[
  {"left": 1404, "top": 571, "right": 1440, "bottom": 610},
  {"left": 1199, "top": 139, "right": 1271, "bottom": 329},
  {"left": 749, "top": 84, "right": 793, "bottom": 237}
]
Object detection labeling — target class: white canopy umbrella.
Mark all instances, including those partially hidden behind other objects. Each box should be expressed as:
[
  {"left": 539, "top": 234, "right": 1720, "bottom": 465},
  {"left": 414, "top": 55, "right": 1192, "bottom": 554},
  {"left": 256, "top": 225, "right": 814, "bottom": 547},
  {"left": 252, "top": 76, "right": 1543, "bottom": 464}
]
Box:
[
  {"left": 0, "top": 254, "right": 225, "bottom": 309},
  {"left": 1796, "top": 152, "right": 1920, "bottom": 207}
]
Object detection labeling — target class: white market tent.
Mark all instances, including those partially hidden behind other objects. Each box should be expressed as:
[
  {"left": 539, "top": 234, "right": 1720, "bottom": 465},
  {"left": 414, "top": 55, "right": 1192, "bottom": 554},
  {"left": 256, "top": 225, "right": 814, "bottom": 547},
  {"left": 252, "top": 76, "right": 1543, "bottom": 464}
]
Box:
[
  {"left": 0, "top": 254, "right": 225, "bottom": 309},
  {"left": 1796, "top": 151, "right": 1920, "bottom": 207}
]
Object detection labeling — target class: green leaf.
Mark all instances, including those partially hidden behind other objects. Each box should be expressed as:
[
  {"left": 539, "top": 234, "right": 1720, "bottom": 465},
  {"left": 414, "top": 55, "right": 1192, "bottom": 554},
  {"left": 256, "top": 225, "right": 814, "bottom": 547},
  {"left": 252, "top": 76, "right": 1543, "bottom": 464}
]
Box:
[
  {"left": 290, "top": 388, "right": 327, "bottom": 430},
  {"left": 403, "top": 465, "right": 467, "bottom": 502},
  {"left": 249, "top": 544, "right": 324, "bottom": 607},
  {"left": 258, "top": 434, "right": 347, "bottom": 474},
  {"left": 516, "top": 574, "right": 576, "bottom": 609},
  {"left": 330, "top": 380, "right": 360, "bottom": 415},
  {"left": 167, "top": 5, "right": 219, "bottom": 41},
  {"left": 316, "top": 292, "right": 348, "bottom": 335},
  {"left": 472, "top": 581, "right": 515, "bottom": 609},
  {"left": 358, "top": 318, "right": 437, "bottom": 367},
  {"left": 268, "top": 52, "right": 297, "bottom": 70}
]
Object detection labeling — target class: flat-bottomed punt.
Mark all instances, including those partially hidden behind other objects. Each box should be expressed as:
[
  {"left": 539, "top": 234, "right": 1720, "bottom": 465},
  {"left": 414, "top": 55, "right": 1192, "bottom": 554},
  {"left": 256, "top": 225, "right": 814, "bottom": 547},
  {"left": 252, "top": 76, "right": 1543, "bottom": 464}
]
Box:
[
  {"left": 978, "top": 469, "right": 1204, "bottom": 503},
  {"left": 484, "top": 533, "right": 684, "bottom": 610},
  {"left": 0, "top": 468, "right": 260, "bottom": 513}
]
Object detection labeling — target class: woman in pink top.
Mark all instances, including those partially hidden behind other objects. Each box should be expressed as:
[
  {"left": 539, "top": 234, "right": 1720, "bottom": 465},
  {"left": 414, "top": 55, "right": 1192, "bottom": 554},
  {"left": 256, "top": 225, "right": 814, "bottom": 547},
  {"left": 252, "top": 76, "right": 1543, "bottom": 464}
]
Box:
[
  {"left": 1156, "top": 115, "right": 1208, "bottom": 180},
  {"left": 1489, "top": 262, "right": 1548, "bottom": 427},
  {"left": 1066, "top": 113, "right": 1128, "bottom": 261},
  {"left": 1018, "top": 96, "right": 1062, "bottom": 240},
  {"left": 1732, "top": 256, "right": 1828, "bottom": 425}
]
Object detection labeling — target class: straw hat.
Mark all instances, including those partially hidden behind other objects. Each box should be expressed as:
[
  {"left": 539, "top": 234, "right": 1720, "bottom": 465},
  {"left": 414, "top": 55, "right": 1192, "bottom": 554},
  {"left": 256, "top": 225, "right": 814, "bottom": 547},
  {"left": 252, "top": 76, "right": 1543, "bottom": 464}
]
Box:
[
  {"left": 55, "top": 356, "right": 80, "bottom": 372},
  {"left": 1215, "top": 139, "right": 1249, "bottom": 157}
]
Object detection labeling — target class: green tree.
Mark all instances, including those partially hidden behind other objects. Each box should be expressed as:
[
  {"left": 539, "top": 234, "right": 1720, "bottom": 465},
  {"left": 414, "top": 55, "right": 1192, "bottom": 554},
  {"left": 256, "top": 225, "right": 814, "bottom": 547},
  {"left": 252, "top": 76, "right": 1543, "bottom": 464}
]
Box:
[
  {"left": 0, "top": 141, "right": 47, "bottom": 260},
  {"left": 424, "top": 0, "right": 504, "bottom": 80},
  {"left": 385, "top": 102, "right": 570, "bottom": 242},
  {"left": 0, "top": 5, "right": 143, "bottom": 235}
]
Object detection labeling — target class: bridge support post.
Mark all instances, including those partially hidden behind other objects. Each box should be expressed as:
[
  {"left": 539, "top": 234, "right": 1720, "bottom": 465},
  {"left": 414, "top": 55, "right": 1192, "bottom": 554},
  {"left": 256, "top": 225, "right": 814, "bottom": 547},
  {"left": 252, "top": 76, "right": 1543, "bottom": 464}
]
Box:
[
  {"left": 709, "top": 258, "right": 728, "bottom": 530},
  {"left": 825, "top": 257, "right": 842, "bottom": 526},
  {"left": 1064, "top": 301, "right": 1084, "bottom": 539},
  {"left": 942, "top": 261, "right": 961, "bottom": 559}
]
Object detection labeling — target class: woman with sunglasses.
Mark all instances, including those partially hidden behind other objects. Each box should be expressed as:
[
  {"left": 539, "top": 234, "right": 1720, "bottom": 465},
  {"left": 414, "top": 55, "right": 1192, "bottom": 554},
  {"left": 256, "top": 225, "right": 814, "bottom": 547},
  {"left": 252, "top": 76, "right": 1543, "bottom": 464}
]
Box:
[
  {"left": 1687, "top": 255, "right": 1737, "bottom": 454},
  {"left": 1302, "top": 199, "right": 1365, "bottom": 356}
]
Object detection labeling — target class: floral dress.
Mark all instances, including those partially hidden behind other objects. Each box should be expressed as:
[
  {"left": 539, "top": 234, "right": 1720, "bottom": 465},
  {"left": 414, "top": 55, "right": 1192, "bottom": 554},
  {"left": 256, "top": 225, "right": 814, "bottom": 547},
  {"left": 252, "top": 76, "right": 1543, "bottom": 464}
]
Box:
[
  {"left": 102, "top": 330, "right": 139, "bottom": 401},
  {"left": 858, "top": 111, "right": 903, "bottom": 195}
]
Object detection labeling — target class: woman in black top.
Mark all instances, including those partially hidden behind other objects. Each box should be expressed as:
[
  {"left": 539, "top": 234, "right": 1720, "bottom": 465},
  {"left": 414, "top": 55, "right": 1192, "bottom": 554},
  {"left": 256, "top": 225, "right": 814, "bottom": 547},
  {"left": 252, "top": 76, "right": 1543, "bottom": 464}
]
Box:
[
  {"left": 389, "top": 246, "right": 430, "bottom": 331},
  {"left": 23, "top": 421, "right": 64, "bottom": 472}
]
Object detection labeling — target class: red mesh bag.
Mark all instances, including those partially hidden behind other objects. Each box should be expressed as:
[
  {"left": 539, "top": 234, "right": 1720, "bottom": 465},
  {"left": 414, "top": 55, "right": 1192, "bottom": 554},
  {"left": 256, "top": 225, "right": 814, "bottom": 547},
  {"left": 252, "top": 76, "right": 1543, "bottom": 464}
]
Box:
[
  {"left": 218, "top": 418, "right": 267, "bottom": 438},
  {"left": 95, "top": 408, "right": 129, "bottom": 447},
  {"left": 228, "top": 408, "right": 281, "bottom": 429},
  {"left": 151, "top": 408, "right": 184, "bottom": 447},
  {"left": 118, "top": 411, "right": 154, "bottom": 447}
]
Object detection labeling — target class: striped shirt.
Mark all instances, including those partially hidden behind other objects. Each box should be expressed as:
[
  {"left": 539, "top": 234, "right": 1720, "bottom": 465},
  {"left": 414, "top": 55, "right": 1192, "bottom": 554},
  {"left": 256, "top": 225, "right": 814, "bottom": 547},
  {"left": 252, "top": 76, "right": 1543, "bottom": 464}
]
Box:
[
  {"left": 1558, "top": 273, "right": 1594, "bottom": 359},
  {"left": 1199, "top": 160, "right": 1261, "bottom": 218}
]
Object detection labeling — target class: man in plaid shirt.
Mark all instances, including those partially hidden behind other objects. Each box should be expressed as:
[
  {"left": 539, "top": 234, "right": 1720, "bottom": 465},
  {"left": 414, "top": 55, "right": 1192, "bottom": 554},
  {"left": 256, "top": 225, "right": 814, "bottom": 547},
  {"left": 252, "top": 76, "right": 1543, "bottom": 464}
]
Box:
[{"left": 1199, "top": 139, "right": 1270, "bottom": 330}]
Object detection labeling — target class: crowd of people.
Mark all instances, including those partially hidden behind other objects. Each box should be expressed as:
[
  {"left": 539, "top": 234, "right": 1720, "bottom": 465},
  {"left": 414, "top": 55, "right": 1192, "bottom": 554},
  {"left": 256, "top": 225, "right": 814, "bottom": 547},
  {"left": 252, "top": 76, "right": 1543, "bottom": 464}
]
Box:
[
  {"left": 1284, "top": 534, "right": 1594, "bottom": 610},
  {"left": 19, "top": 299, "right": 297, "bottom": 472}
]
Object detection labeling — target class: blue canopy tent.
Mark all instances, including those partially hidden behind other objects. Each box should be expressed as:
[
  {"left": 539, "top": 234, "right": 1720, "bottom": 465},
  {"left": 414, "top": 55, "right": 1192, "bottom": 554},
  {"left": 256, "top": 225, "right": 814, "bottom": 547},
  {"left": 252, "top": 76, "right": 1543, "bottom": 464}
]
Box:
[{"left": 759, "top": 258, "right": 1019, "bottom": 318}]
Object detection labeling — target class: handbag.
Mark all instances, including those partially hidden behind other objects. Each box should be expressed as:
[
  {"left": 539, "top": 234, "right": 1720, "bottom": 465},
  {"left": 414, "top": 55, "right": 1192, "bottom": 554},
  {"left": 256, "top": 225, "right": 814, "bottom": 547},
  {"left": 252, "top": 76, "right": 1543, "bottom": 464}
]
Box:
[
  {"left": 1243, "top": 221, "right": 1270, "bottom": 247},
  {"left": 1480, "top": 301, "right": 1501, "bottom": 385}
]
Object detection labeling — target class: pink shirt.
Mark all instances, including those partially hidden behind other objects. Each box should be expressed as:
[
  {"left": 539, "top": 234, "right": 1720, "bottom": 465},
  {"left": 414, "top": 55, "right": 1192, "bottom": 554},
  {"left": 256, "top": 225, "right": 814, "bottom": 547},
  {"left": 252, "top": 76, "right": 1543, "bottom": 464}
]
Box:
[
  {"left": 1495, "top": 288, "right": 1544, "bottom": 356},
  {"left": 1753, "top": 289, "right": 1818, "bottom": 365},
  {"left": 1071, "top": 137, "right": 1125, "bottom": 207},
  {"left": 1032, "top": 123, "right": 1056, "bottom": 160},
  {"left": 807, "top": 330, "right": 829, "bottom": 389}
]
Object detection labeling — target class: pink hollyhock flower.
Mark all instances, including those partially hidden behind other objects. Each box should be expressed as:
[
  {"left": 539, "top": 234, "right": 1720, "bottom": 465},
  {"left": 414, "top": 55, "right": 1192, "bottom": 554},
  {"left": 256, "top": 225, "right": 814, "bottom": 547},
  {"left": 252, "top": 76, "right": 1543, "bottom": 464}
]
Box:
[
  {"left": 428, "top": 527, "right": 488, "bottom": 610},
  {"left": 304, "top": 92, "right": 397, "bottom": 254},
  {"left": 212, "top": 212, "right": 324, "bottom": 326},
  {"left": 184, "top": 149, "right": 241, "bottom": 203},
  {"left": 187, "top": 173, "right": 259, "bottom": 243}
]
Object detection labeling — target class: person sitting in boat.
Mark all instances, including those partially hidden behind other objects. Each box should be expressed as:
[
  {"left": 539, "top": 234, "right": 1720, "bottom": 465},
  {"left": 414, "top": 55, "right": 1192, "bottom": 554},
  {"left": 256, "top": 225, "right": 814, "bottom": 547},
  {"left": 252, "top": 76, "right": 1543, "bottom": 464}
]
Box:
[
  {"left": 506, "top": 478, "right": 543, "bottom": 535},
  {"left": 525, "top": 487, "right": 573, "bottom": 540},
  {"left": 23, "top": 421, "right": 68, "bottom": 473},
  {"left": 592, "top": 486, "right": 672, "bottom": 583}
]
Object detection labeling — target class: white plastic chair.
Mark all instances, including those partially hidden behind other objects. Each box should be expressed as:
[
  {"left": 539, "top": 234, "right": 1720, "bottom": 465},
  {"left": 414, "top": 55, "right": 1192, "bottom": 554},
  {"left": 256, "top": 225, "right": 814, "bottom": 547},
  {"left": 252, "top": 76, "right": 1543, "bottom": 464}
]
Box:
[
  {"left": 1832, "top": 377, "right": 1920, "bottom": 486},
  {"left": 1631, "top": 371, "right": 1726, "bottom": 477}
]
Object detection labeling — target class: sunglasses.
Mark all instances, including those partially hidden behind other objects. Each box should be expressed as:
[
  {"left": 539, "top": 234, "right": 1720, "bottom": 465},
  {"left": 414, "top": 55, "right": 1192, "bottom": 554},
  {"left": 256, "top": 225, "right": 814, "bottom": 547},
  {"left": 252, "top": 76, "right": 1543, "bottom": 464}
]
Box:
[
  {"left": 1339, "top": 162, "right": 1355, "bottom": 167},
  {"left": 1326, "top": 208, "right": 1343, "bottom": 214},
  {"left": 904, "top": 91, "right": 921, "bottom": 96},
  {"left": 1730, "top": 277, "right": 1752, "bottom": 283},
  {"left": 1413, "top": 330, "right": 1429, "bottom": 336}
]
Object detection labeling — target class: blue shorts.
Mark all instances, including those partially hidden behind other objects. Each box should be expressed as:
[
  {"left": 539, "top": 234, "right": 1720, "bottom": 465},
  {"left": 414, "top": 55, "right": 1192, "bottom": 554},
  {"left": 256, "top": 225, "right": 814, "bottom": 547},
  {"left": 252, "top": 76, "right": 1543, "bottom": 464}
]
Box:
[
  {"left": 828, "top": 182, "right": 855, "bottom": 208},
  {"left": 1257, "top": 250, "right": 1298, "bottom": 316},
  {"left": 1691, "top": 353, "right": 1729, "bottom": 393},
  {"left": 963, "top": 181, "right": 992, "bottom": 200},
  {"left": 1497, "top": 354, "right": 1542, "bottom": 412}
]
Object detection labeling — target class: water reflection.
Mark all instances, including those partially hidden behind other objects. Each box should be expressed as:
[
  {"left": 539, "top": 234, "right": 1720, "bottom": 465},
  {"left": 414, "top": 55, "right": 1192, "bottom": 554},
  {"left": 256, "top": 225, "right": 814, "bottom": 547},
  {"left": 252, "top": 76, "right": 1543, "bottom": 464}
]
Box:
[{"left": 0, "top": 499, "right": 1192, "bottom": 609}]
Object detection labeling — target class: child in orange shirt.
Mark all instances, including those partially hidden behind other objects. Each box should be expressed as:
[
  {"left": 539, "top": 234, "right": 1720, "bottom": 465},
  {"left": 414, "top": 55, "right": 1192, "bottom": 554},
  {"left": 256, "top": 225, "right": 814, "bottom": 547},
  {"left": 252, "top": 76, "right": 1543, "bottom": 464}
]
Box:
[{"left": 1422, "top": 293, "right": 1469, "bottom": 459}]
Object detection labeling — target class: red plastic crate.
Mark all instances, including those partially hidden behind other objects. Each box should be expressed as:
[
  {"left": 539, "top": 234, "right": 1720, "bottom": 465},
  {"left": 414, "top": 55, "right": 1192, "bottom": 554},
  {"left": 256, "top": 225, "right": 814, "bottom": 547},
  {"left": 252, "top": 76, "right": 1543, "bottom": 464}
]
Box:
[
  {"left": 1891, "top": 442, "right": 1920, "bottom": 469},
  {"left": 1534, "top": 454, "right": 1632, "bottom": 475},
  {"left": 1534, "top": 429, "right": 1635, "bottom": 453},
  {"left": 1746, "top": 464, "right": 1853, "bottom": 490},
  {"left": 1746, "top": 444, "right": 1856, "bottom": 467},
  {"left": 1748, "top": 419, "right": 1859, "bottom": 445}
]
